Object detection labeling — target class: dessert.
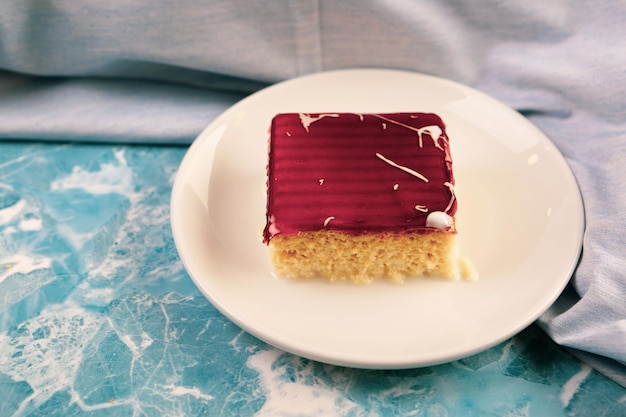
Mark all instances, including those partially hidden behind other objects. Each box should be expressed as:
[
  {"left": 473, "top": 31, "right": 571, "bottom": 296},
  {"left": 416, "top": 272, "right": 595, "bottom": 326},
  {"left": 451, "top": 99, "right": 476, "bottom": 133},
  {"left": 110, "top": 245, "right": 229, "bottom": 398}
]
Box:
[{"left": 263, "top": 112, "right": 459, "bottom": 283}]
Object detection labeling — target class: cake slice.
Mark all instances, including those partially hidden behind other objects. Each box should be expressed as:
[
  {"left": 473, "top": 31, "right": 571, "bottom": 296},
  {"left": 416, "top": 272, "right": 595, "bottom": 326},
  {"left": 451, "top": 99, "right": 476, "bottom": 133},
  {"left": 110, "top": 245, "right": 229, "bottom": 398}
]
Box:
[{"left": 263, "top": 112, "right": 459, "bottom": 283}]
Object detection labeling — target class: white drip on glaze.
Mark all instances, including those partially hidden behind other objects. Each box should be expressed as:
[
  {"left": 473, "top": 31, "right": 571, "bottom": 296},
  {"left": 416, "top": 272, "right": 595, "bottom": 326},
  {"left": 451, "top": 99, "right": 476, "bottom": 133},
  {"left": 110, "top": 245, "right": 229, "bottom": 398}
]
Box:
[
  {"left": 298, "top": 113, "right": 340, "bottom": 132},
  {"left": 425, "top": 211, "right": 453, "bottom": 230},
  {"left": 267, "top": 215, "right": 280, "bottom": 236},
  {"left": 417, "top": 125, "right": 444, "bottom": 150},
  {"left": 443, "top": 181, "right": 456, "bottom": 213}
]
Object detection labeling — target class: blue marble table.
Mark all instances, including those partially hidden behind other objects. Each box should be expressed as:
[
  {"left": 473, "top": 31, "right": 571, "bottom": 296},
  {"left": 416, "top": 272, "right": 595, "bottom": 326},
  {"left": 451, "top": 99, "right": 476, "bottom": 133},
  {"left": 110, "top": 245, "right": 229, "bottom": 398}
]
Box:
[{"left": 0, "top": 141, "right": 624, "bottom": 417}]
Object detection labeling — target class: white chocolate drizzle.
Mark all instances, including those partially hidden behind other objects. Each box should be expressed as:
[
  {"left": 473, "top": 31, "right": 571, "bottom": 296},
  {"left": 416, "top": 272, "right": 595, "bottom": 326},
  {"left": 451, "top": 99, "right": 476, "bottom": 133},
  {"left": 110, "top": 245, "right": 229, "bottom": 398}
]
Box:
[
  {"left": 319, "top": 178, "right": 324, "bottom": 185},
  {"left": 393, "top": 183, "right": 399, "bottom": 190},
  {"left": 323, "top": 216, "right": 335, "bottom": 227},
  {"left": 443, "top": 181, "right": 456, "bottom": 213},
  {"left": 414, "top": 205, "right": 428, "bottom": 212},
  {"left": 372, "top": 114, "right": 445, "bottom": 150},
  {"left": 375, "top": 153, "right": 429, "bottom": 183},
  {"left": 298, "top": 113, "right": 340, "bottom": 132}
]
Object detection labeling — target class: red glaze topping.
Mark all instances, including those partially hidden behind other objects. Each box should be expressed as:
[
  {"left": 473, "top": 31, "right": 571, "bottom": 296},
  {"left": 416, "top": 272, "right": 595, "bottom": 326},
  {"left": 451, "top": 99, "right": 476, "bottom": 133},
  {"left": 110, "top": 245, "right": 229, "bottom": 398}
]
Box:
[{"left": 263, "top": 113, "right": 457, "bottom": 243}]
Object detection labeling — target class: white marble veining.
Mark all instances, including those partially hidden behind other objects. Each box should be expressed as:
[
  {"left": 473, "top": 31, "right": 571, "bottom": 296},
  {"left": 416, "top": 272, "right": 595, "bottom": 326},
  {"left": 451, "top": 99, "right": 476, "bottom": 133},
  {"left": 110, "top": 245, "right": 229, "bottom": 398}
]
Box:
[{"left": 0, "top": 142, "right": 624, "bottom": 416}]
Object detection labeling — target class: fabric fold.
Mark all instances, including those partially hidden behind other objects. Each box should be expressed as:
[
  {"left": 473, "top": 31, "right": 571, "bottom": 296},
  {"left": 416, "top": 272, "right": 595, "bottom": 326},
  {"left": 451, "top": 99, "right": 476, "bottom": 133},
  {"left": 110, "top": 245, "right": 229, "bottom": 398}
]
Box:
[{"left": 0, "top": 71, "right": 255, "bottom": 143}]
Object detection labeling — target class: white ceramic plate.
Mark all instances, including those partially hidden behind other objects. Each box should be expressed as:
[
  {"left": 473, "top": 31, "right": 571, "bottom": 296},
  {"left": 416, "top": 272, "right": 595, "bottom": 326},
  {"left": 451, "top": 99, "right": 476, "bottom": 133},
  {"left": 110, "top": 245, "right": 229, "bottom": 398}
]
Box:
[{"left": 171, "top": 69, "right": 584, "bottom": 368}]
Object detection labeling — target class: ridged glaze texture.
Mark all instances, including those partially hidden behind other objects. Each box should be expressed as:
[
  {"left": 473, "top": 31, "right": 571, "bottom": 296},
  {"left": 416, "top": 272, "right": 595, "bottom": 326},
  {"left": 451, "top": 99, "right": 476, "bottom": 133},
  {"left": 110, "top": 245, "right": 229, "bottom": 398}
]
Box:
[{"left": 263, "top": 113, "right": 456, "bottom": 242}]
